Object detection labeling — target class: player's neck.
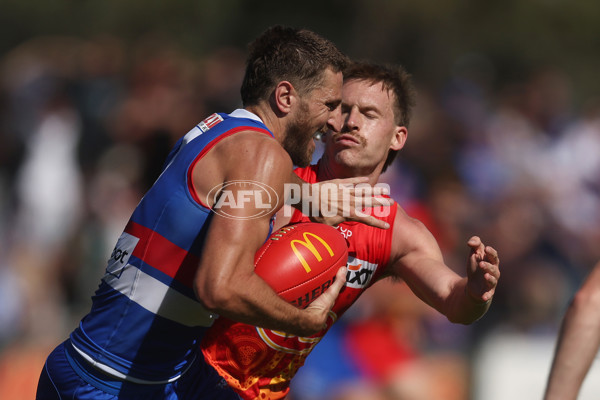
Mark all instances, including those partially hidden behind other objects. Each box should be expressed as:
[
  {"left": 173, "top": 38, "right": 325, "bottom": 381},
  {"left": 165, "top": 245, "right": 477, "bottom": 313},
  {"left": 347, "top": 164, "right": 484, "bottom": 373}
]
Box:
[
  {"left": 317, "top": 153, "right": 381, "bottom": 185},
  {"left": 245, "top": 104, "right": 284, "bottom": 142}
]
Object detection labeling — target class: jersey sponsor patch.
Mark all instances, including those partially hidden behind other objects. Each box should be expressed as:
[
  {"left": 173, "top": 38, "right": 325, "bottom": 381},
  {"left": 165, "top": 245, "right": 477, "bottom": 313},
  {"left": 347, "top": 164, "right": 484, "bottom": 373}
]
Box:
[
  {"left": 198, "top": 113, "right": 224, "bottom": 133},
  {"left": 180, "top": 113, "right": 226, "bottom": 148},
  {"left": 337, "top": 225, "right": 353, "bottom": 239},
  {"left": 106, "top": 232, "right": 139, "bottom": 278},
  {"left": 346, "top": 256, "right": 378, "bottom": 289}
]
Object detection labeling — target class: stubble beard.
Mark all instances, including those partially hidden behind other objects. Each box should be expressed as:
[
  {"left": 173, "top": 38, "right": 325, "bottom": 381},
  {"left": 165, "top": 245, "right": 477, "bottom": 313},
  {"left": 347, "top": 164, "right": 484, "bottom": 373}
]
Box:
[{"left": 282, "top": 104, "right": 316, "bottom": 167}]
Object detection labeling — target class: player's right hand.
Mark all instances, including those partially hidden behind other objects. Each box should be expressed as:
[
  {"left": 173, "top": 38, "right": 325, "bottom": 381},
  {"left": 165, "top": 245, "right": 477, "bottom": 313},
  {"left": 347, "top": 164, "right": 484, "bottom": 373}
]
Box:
[{"left": 309, "top": 177, "right": 394, "bottom": 229}]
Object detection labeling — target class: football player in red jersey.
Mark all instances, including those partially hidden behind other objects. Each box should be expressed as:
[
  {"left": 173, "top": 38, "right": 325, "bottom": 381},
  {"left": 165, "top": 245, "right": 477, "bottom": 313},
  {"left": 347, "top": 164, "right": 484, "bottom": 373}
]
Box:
[{"left": 200, "top": 61, "right": 501, "bottom": 400}]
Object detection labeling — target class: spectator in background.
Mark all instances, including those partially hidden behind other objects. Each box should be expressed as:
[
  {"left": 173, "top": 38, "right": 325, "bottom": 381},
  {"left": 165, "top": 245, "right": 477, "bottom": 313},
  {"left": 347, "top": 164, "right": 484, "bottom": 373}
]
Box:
[{"left": 1, "top": 36, "right": 87, "bottom": 343}]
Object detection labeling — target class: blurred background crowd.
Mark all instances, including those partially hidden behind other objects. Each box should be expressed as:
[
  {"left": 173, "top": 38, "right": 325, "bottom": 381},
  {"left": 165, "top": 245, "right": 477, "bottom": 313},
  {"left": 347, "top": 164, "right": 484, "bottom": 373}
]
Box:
[{"left": 1, "top": 1, "right": 600, "bottom": 399}]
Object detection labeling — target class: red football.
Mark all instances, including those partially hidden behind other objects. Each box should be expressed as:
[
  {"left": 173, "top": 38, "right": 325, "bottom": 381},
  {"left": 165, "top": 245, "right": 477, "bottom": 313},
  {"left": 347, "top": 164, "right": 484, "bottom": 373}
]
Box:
[{"left": 254, "top": 222, "right": 348, "bottom": 308}]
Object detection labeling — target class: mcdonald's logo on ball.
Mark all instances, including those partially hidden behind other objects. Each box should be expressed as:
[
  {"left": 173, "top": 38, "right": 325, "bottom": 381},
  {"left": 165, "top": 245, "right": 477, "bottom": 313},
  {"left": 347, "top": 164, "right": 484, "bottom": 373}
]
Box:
[{"left": 254, "top": 222, "right": 349, "bottom": 307}]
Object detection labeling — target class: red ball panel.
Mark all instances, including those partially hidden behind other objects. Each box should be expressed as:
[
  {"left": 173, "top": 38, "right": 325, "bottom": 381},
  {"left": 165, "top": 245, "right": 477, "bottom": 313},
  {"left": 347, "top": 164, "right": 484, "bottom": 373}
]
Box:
[{"left": 254, "top": 222, "right": 348, "bottom": 308}]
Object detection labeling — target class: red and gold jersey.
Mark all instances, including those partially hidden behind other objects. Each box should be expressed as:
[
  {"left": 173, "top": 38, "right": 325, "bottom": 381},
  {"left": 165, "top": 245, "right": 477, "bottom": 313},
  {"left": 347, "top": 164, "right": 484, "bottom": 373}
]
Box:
[{"left": 200, "top": 163, "right": 397, "bottom": 400}]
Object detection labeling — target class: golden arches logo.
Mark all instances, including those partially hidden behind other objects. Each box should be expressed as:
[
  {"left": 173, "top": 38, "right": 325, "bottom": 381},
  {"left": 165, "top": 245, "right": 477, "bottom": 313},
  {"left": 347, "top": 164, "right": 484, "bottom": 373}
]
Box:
[{"left": 290, "top": 232, "right": 334, "bottom": 273}]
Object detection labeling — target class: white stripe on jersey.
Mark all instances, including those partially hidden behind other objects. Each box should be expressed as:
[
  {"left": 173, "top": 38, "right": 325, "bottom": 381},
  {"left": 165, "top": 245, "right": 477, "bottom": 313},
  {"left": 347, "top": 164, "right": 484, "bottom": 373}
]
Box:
[
  {"left": 71, "top": 342, "right": 194, "bottom": 384},
  {"left": 102, "top": 264, "right": 217, "bottom": 327}
]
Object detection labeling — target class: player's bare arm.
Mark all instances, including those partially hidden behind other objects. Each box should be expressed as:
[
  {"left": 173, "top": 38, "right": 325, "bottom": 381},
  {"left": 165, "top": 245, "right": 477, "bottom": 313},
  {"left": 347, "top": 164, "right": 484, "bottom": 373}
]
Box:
[
  {"left": 384, "top": 206, "right": 500, "bottom": 324},
  {"left": 191, "top": 131, "right": 344, "bottom": 336},
  {"left": 544, "top": 260, "right": 600, "bottom": 400}
]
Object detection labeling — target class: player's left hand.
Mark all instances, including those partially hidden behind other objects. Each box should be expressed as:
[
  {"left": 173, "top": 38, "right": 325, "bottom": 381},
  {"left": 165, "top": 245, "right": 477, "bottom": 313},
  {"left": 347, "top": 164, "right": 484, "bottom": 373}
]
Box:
[
  {"left": 465, "top": 236, "right": 500, "bottom": 303},
  {"left": 304, "top": 266, "right": 348, "bottom": 332},
  {"left": 308, "top": 177, "right": 394, "bottom": 229}
]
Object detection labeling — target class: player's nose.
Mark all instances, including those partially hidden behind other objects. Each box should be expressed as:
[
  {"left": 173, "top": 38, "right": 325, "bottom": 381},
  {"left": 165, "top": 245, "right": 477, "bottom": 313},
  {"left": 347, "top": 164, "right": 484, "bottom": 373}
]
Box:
[
  {"left": 327, "top": 106, "right": 343, "bottom": 133},
  {"left": 344, "top": 107, "right": 359, "bottom": 131}
]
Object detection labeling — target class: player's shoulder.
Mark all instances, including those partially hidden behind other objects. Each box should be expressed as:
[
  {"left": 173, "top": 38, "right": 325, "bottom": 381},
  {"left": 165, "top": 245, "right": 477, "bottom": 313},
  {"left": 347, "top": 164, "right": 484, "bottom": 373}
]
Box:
[
  {"left": 384, "top": 202, "right": 443, "bottom": 274},
  {"left": 224, "top": 128, "right": 283, "bottom": 152},
  {"left": 215, "top": 131, "right": 293, "bottom": 189},
  {"left": 391, "top": 203, "right": 435, "bottom": 246},
  {"left": 218, "top": 129, "right": 291, "bottom": 165},
  {"left": 219, "top": 127, "right": 275, "bottom": 146}
]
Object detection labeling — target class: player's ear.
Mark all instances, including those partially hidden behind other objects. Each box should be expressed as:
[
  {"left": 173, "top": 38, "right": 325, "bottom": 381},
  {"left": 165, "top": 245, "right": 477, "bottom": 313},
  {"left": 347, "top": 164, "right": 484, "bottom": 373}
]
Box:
[
  {"left": 390, "top": 126, "right": 407, "bottom": 151},
  {"left": 273, "top": 81, "right": 296, "bottom": 114}
]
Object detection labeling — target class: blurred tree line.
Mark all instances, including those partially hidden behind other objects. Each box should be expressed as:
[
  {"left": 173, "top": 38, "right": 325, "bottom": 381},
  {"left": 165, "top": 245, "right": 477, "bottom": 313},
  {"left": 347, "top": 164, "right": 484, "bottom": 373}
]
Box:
[{"left": 1, "top": 0, "right": 600, "bottom": 107}]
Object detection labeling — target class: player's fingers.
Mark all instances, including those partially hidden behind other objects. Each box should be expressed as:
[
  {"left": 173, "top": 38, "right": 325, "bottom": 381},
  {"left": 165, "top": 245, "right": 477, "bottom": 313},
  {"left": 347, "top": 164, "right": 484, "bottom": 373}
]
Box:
[
  {"left": 353, "top": 196, "right": 394, "bottom": 208},
  {"left": 467, "top": 236, "right": 482, "bottom": 249},
  {"left": 346, "top": 183, "right": 391, "bottom": 197},
  {"left": 483, "top": 271, "right": 499, "bottom": 287},
  {"left": 347, "top": 214, "right": 390, "bottom": 229},
  {"left": 473, "top": 280, "right": 497, "bottom": 302},
  {"left": 480, "top": 260, "right": 500, "bottom": 278},
  {"left": 481, "top": 290, "right": 495, "bottom": 302},
  {"left": 332, "top": 266, "right": 347, "bottom": 290},
  {"left": 329, "top": 176, "right": 370, "bottom": 186},
  {"left": 320, "top": 267, "right": 347, "bottom": 296},
  {"left": 467, "top": 236, "right": 486, "bottom": 260},
  {"left": 310, "top": 215, "right": 344, "bottom": 227},
  {"left": 329, "top": 177, "right": 392, "bottom": 197},
  {"left": 310, "top": 267, "right": 347, "bottom": 312},
  {"left": 485, "top": 246, "right": 500, "bottom": 265}
]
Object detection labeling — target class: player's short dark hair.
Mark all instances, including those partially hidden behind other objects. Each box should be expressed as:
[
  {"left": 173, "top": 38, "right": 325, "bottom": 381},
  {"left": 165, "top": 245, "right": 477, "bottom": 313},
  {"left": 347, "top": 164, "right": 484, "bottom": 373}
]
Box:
[
  {"left": 241, "top": 26, "right": 349, "bottom": 106},
  {"left": 343, "top": 61, "right": 416, "bottom": 172}
]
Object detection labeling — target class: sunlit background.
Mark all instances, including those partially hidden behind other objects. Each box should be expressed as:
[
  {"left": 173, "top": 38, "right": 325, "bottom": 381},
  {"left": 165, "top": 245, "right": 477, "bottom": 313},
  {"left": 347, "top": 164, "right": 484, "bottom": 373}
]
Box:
[{"left": 1, "top": 1, "right": 600, "bottom": 399}]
